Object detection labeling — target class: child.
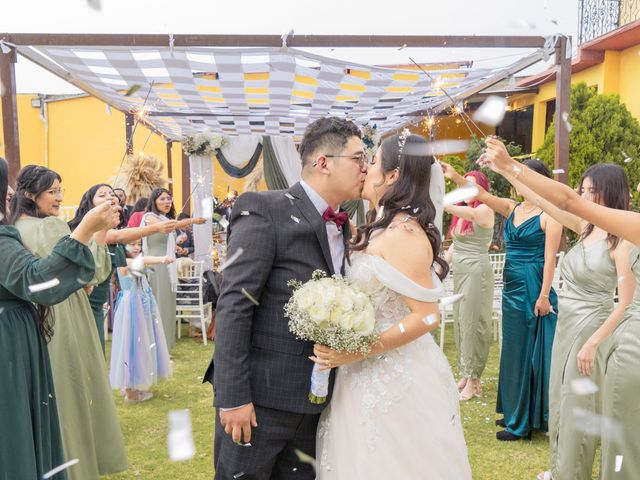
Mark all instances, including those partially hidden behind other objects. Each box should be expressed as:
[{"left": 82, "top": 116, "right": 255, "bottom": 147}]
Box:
[{"left": 110, "top": 239, "right": 172, "bottom": 403}]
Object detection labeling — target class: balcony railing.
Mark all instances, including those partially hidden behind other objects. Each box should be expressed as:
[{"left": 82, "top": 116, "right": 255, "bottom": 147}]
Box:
[{"left": 579, "top": 0, "right": 640, "bottom": 44}]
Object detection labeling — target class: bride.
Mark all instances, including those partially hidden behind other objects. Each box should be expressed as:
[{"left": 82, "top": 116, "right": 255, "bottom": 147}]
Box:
[{"left": 312, "top": 133, "right": 472, "bottom": 479}]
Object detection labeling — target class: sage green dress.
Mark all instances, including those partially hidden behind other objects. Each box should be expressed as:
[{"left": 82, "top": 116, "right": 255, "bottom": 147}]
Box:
[
  {"left": 599, "top": 248, "right": 640, "bottom": 479},
  {"left": 549, "top": 239, "right": 616, "bottom": 480},
  {"left": 143, "top": 213, "right": 177, "bottom": 351},
  {"left": 15, "top": 216, "right": 127, "bottom": 480},
  {"left": 0, "top": 225, "right": 96, "bottom": 480},
  {"left": 452, "top": 224, "right": 494, "bottom": 379}
]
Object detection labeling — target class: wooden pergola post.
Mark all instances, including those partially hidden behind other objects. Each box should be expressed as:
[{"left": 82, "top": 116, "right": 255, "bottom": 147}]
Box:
[
  {"left": 0, "top": 46, "right": 21, "bottom": 184},
  {"left": 166, "top": 140, "right": 173, "bottom": 195},
  {"left": 125, "top": 112, "right": 134, "bottom": 155},
  {"left": 554, "top": 36, "right": 571, "bottom": 184},
  {"left": 181, "top": 149, "right": 190, "bottom": 216}
]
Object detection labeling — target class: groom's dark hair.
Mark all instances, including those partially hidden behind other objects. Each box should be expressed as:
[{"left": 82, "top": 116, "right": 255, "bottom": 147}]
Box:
[{"left": 299, "top": 117, "right": 362, "bottom": 168}]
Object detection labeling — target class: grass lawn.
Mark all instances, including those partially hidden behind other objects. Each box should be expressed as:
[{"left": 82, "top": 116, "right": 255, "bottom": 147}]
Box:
[{"left": 104, "top": 326, "right": 549, "bottom": 479}]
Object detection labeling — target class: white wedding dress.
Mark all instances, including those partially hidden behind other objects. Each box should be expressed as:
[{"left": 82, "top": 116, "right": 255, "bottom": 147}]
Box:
[{"left": 316, "top": 253, "right": 472, "bottom": 479}]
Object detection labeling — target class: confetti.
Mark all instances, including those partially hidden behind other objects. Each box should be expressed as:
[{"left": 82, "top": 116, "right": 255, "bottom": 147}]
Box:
[
  {"left": 615, "top": 455, "right": 623, "bottom": 472},
  {"left": 422, "top": 314, "right": 438, "bottom": 326},
  {"left": 201, "top": 198, "right": 213, "bottom": 219},
  {"left": 149, "top": 343, "right": 156, "bottom": 349},
  {"left": 291, "top": 215, "right": 300, "bottom": 223},
  {"left": 86, "top": 0, "right": 101, "bottom": 10},
  {"left": 240, "top": 210, "right": 250, "bottom": 216},
  {"left": 125, "top": 84, "right": 141, "bottom": 96},
  {"left": 571, "top": 407, "right": 622, "bottom": 441},
  {"left": 397, "top": 43, "right": 407, "bottom": 51},
  {"left": 43, "top": 459, "right": 80, "bottom": 479},
  {"left": 412, "top": 207, "right": 420, "bottom": 214},
  {"left": 398, "top": 322, "right": 406, "bottom": 334},
  {"left": 402, "top": 139, "right": 470, "bottom": 157},
  {"left": 76, "top": 277, "right": 90, "bottom": 285},
  {"left": 130, "top": 253, "right": 145, "bottom": 277},
  {"left": 561, "top": 112, "right": 572, "bottom": 132},
  {"left": 472, "top": 95, "right": 508, "bottom": 127},
  {"left": 622, "top": 151, "right": 633, "bottom": 163},
  {"left": 167, "top": 409, "right": 195, "bottom": 461},
  {"left": 219, "top": 218, "right": 229, "bottom": 229},
  {"left": 439, "top": 293, "right": 464, "bottom": 306},
  {"left": 28, "top": 278, "right": 60, "bottom": 293},
  {"left": 219, "top": 247, "right": 245, "bottom": 272},
  {"left": 285, "top": 193, "right": 295, "bottom": 200},
  {"left": 294, "top": 448, "right": 317, "bottom": 471},
  {"left": 241, "top": 288, "right": 260, "bottom": 306},
  {"left": 105, "top": 104, "right": 112, "bottom": 116},
  {"left": 233, "top": 473, "right": 246, "bottom": 479},
  {"left": 618, "top": 276, "right": 625, "bottom": 283},
  {"left": 552, "top": 169, "right": 565, "bottom": 174},
  {"left": 570, "top": 378, "right": 599, "bottom": 395},
  {"left": 443, "top": 184, "right": 479, "bottom": 206}
]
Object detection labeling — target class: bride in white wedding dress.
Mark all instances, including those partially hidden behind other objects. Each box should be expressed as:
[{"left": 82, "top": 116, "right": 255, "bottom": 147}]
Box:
[{"left": 313, "top": 134, "right": 472, "bottom": 479}]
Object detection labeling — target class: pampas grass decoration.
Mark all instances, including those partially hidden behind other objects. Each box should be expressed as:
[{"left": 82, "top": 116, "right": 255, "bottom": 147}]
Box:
[
  {"left": 112, "top": 154, "right": 168, "bottom": 204},
  {"left": 244, "top": 159, "right": 264, "bottom": 193}
]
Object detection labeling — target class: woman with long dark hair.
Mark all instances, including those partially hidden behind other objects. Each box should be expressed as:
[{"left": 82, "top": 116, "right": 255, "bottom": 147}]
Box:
[
  {"left": 12, "top": 166, "right": 128, "bottom": 480},
  {"left": 313, "top": 134, "right": 472, "bottom": 479},
  {"left": 481, "top": 138, "right": 640, "bottom": 479},
  {"left": 442, "top": 169, "right": 495, "bottom": 401},
  {"left": 68, "top": 184, "right": 177, "bottom": 351},
  {"left": 142, "top": 187, "right": 205, "bottom": 350},
  {"left": 0, "top": 158, "right": 119, "bottom": 479}
]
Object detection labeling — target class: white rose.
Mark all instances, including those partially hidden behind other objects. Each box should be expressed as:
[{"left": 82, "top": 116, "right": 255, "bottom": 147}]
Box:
[
  {"left": 294, "top": 288, "right": 314, "bottom": 310},
  {"left": 331, "top": 308, "right": 353, "bottom": 329},
  {"left": 334, "top": 289, "right": 354, "bottom": 313},
  {"left": 351, "top": 304, "right": 375, "bottom": 335},
  {"left": 308, "top": 305, "right": 330, "bottom": 325}
]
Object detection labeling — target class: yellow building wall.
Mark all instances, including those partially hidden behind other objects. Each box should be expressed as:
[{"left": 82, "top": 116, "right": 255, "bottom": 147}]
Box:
[{"left": 619, "top": 44, "right": 640, "bottom": 119}]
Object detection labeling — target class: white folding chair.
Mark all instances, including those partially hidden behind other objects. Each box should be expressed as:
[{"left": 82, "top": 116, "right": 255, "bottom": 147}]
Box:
[
  {"left": 489, "top": 253, "right": 506, "bottom": 349},
  {"left": 176, "top": 260, "right": 212, "bottom": 345}
]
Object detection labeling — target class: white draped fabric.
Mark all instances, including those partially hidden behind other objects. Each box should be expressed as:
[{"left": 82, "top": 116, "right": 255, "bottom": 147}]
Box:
[
  {"left": 430, "top": 161, "right": 445, "bottom": 239},
  {"left": 218, "top": 135, "right": 263, "bottom": 167},
  {"left": 189, "top": 155, "right": 214, "bottom": 271},
  {"left": 270, "top": 135, "right": 302, "bottom": 187}
]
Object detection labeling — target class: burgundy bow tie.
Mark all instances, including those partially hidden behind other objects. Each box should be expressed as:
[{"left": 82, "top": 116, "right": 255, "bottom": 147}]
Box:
[{"left": 322, "top": 206, "right": 349, "bottom": 228}]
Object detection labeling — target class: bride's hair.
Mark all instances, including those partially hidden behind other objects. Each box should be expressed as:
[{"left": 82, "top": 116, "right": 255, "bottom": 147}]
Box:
[{"left": 351, "top": 133, "right": 449, "bottom": 280}]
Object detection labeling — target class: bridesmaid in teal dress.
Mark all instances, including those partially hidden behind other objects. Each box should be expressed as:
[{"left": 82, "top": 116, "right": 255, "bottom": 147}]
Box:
[
  {"left": 480, "top": 138, "right": 640, "bottom": 479},
  {"left": 0, "top": 158, "right": 120, "bottom": 480},
  {"left": 466, "top": 159, "right": 563, "bottom": 441}
]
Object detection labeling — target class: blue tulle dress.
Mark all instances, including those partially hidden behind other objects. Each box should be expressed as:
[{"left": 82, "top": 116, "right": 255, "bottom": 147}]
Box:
[{"left": 109, "top": 268, "right": 171, "bottom": 390}]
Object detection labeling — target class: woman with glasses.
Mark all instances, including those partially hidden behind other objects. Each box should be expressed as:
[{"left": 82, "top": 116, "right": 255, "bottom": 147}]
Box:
[
  {"left": 9, "top": 165, "right": 128, "bottom": 479},
  {"left": 142, "top": 188, "right": 205, "bottom": 351}
]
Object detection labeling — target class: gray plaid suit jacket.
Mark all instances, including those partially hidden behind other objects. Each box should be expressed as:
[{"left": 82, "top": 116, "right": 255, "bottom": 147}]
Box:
[{"left": 204, "top": 182, "right": 350, "bottom": 414}]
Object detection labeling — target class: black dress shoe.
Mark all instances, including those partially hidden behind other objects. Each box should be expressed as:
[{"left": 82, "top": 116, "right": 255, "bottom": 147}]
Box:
[
  {"left": 495, "top": 418, "right": 506, "bottom": 428},
  {"left": 496, "top": 429, "right": 528, "bottom": 441}
]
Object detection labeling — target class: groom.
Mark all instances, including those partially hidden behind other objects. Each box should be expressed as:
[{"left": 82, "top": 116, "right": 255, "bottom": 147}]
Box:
[{"left": 204, "top": 117, "right": 367, "bottom": 479}]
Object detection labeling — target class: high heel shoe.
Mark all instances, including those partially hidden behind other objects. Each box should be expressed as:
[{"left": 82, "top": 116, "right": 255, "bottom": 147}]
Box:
[{"left": 496, "top": 429, "right": 531, "bottom": 441}]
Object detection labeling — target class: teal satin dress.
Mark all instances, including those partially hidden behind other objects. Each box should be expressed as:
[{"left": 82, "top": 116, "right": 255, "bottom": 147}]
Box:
[{"left": 496, "top": 210, "right": 558, "bottom": 437}]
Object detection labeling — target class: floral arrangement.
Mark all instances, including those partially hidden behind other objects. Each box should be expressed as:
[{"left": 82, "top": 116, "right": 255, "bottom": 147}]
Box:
[
  {"left": 182, "top": 132, "right": 228, "bottom": 157},
  {"left": 285, "top": 270, "right": 377, "bottom": 403},
  {"left": 361, "top": 124, "right": 381, "bottom": 160}
]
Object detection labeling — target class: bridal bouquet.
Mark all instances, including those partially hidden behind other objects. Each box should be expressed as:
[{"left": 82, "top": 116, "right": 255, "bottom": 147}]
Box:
[{"left": 285, "top": 270, "right": 377, "bottom": 403}]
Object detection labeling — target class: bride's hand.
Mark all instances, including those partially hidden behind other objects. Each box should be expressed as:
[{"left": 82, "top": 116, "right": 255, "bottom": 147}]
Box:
[{"left": 310, "top": 344, "right": 365, "bottom": 371}]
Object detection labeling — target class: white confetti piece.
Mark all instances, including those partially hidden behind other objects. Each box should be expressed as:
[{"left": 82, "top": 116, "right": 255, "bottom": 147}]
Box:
[
  {"left": 240, "top": 210, "right": 250, "bottom": 216},
  {"left": 402, "top": 139, "right": 470, "bottom": 157},
  {"left": 618, "top": 276, "right": 625, "bottom": 283},
  {"left": 622, "top": 151, "right": 633, "bottom": 163},
  {"left": 412, "top": 207, "right": 420, "bottom": 214},
  {"left": 512, "top": 164, "right": 523, "bottom": 175},
  {"left": 543, "top": 472, "right": 552, "bottom": 480},
  {"left": 232, "top": 473, "right": 246, "bottom": 479},
  {"left": 439, "top": 293, "right": 464, "bottom": 306},
  {"left": 149, "top": 343, "right": 156, "bottom": 349},
  {"left": 285, "top": 193, "right": 295, "bottom": 200},
  {"left": 571, "top": 407, "right": 622, "bottom": 441},
  {"left": 130, "top": 254, "right": 145, "bottom": 277},
  {"left": 422, "top": 314, "right": 438, "bottom": 326},
  {"left": 398, "top": 322, "right": 406, "bottom": 334},
  {"left": 43, "top": 459, "right": 80, "bottom": 479},
  {"left": 294, "top": 448, "right": 317, "bottom": 471},
  {"left": 443, "top": 184, "right": 479, "bottom": 206},
  {"left": 472, "top": 95, "right": 508, "bottom": 127},
  {"left": 291, "top": 215, "right": 300, "bottom": 223},
  {"left": 76, "top": 277, "right": 90, "bottom": 285},
  {"left": 167, "top": 409, "right": 195, "bottom": 461},
  {"left": 86, "top": 0, "right": 101, "bottom": 10},
  {"left": 561, "top": 111, "right": 572, "bottom": 132},
  {"left": 219, "top": 247, "right": 245, "bottom": 272},
  {"left": 615, "top": 455, "right": 623, "bottom": 472},
  {"left": 241, "top": 288, "right": 260, "bottom": 306},
  {"left": 219, "top": 218, "right": 229, "bottom": 229},
  {"left": 201, "top": 198, "right": 213, "bottom": 219},
  {"left": 28, "top": 278, "right": 60, "bottom": 293},
  {"left": 571, "top": 378, "right": 599, "bottom": 395},
  {"left": 105, "top": 104, "right": 112, "bottom": 116},
  {"left": 552, "top": 169, "right": 565, "bottom": 174}
]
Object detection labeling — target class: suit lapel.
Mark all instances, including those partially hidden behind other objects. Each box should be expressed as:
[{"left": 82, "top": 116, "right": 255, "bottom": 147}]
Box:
[{"left": 288, "top": 183, "right": 335, "bottom": 276}]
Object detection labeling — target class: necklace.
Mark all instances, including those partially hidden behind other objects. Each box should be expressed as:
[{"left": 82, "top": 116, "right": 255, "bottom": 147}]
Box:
[{"left": 519, "top": 202, "right": 540, "bottom": 215}]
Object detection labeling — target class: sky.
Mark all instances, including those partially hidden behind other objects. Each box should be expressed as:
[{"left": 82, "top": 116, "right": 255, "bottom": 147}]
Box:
[{"left": 1, "top": 0, "right": 579, "bottom": 94}]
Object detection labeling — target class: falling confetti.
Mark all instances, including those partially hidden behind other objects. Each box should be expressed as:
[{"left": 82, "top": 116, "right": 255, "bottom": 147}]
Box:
[
  {"left": 622, "top": 151, "right": 633, "bottom": 163},
  {"left": 240, "top": 210, "right": 250, "bottom": 216},
  {"left": 129, "top": 254, "right": 145, "bottom": 277},
  {"left": 552, "top": 169, "right": 565, "bottom": 174},
  {"left": 105, "top": 104, "right": 112, "bottom": 116},
  {"left": 571, "top": 407, "right": 622, "bottom": 441},
  {"left": 42, "top": 459, "right": 80, "bottom": 479},
  {"left": 403, "top": 139, "right": 470, "bottom": 157},
  {"left": 443, "top": 184, "right": 479, "bottom": 206},
  {"left": 294, "top": 448, "right": 317, "bottom": 471},
  {"left": 167, "top": 409, "right": 195, "bottom": 461},
  {"left": 219, "top": 218, "right": 229, "bottom": 230},
  {"left": 615, "top": 455, "right": 623, "bottom": 472},
  {"left": 241, "top": 288, "right": 260, "bottom": 306},
  {"left": 201, "top": 198, "right": 213, "bottom": 219},
  {"left": 125, "top": 84, "right": 141, "bottom": 96},
  {"left": 472, "top": 96, "right": 508, "bottom": 127},
  {"left": 232, "top": 473, "right": 246, "bottom": 479},
  {"left": 422, "top": 314, "right": 438, "bottom": 326},
  {"left": 570, "top": 378, "right": 599, "bottom": 395},
  {"left": 219, "top": 247, "right": 245, "bottom": 272},
  {"left": 398, "top": 322, "right": 406, "bottom": 334},
  {"left": 291, "top": 215, "right": 300, "bottom": 223},
  {"left": 439, "top": 293, "right": 464, "bottom": 306},
  {"left": 28, "top": 278, "right": 60, "bottom": 293},
  {"left": 149, "top": 343, "right": 156, "bottom": 349},
  {"left": 285, "top": 193, "right": 295, "bottom": 200},
  {"left": 397, "top": 43, "right": 407, "bottom": 51},
  {"left": 561, "top": 112, "right": 572, "bottom": 132}
]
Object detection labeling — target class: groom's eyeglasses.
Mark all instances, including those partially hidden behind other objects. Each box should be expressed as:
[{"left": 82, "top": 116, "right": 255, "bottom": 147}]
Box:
[{"left": 324, "top": 152, "right": 368, "bottom": 169}]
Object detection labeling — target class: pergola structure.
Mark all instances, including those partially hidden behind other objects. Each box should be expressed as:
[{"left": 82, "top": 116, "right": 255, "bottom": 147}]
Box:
[{"left": 0, "top": 33, "right": 572, "bottom": 194}]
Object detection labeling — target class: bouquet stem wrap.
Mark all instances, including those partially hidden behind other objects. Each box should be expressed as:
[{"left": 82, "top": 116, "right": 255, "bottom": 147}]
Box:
[{"left": 309, "top": 364, "right": 331, "bottom": 404}]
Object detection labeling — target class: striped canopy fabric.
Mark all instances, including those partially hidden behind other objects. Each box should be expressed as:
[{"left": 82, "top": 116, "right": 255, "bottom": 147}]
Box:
[{"left": 28, "top": 46, "right": 510, "bottom": 139}]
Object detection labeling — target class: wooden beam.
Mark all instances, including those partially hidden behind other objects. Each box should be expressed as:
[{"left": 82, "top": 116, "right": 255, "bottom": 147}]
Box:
[
  {"left": 181, "top": 149, "right": 190, "bottom": 216},
  {"left": 1, "top": 33, "right": 547, "bottom": 49},
  {"left": 166, "top": 141, "right": 173, "bottom": 195},
  {"left": 125, "top": 113, "right": 134, "bottom": 155},
  {"left": 0, "top": 47, "right": 20, "bottom": 184},
  {"left": 554, "top": 36, "right": 571, "bottom": 185}
]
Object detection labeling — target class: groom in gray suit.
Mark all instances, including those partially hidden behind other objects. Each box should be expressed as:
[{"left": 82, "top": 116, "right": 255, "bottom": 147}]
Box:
[{"left": 204, "top": 117, "right": 367, "bottom": 479}]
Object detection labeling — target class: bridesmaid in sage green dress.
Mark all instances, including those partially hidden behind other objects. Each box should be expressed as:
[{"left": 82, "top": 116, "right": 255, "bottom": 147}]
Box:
[
  {"left": 479, "top": 138, "right": 640, "bottom": 479},
  {"left": 443, "top": 170, "right": 495, "bottom": 401},
  {"left": 11, "top": 165, "right": 127, "bottom": 480},
  {"left": 492, "top": 163, "right": 635, "bottom": 480},
  {"left": 0, "top": 159, "right": 121, "bottom": 480}
]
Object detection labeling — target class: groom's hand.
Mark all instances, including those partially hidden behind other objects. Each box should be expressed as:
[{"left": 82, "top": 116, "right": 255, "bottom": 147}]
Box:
[{"left": 220, "top": 402, "right": 258, "bottom": 444}]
